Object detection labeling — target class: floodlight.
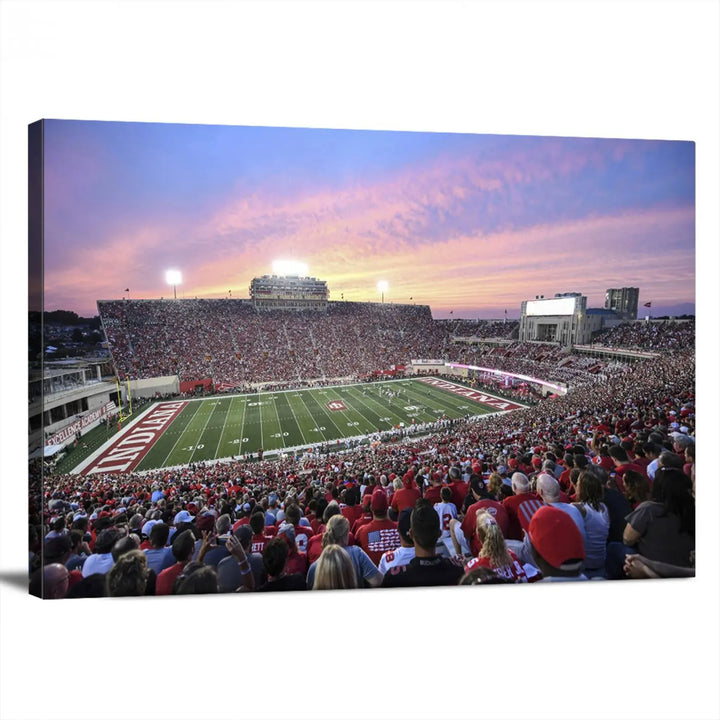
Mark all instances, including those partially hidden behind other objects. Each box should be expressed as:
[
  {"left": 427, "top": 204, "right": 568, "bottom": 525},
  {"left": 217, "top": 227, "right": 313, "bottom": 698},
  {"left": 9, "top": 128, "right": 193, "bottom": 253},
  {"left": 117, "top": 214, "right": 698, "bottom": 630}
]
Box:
[
  {"left": 377, "top": 281, "right": 389, "bottom": 303},
  {"left": 272, "top": 260, "right": 308, "bottom": 277},
  {"left": 166, "top": 269, "right": 182, "bottom": 299}
]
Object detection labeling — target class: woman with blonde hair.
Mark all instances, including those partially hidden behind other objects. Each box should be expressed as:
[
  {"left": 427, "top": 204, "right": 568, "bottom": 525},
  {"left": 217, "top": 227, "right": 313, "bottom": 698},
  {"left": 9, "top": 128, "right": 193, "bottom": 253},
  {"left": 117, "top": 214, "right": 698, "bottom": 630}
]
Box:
[
  {"left": 306, "top": 514, "right": 381, "bottom": 588},
  {"left": 463, "top": 510, "right": 528, "bottom": 583},
  {"left": 486, "top": 472, "right": 504, "bottom": 500},
  {"left": 313, "top": 545, "right": 358, "bottom": 590}
]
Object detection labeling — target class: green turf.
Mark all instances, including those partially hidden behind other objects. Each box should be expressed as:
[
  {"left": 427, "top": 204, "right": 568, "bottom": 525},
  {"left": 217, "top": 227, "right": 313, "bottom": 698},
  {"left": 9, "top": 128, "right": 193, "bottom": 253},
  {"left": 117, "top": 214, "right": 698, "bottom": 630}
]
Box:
[{"left": 118, "top": 379, "right": 521, "bottom": 472}]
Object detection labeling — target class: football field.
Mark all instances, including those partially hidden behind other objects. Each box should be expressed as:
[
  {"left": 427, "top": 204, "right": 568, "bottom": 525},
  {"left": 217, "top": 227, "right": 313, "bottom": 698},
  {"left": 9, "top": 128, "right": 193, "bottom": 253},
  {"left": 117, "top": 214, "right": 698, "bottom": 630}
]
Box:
[{"left": 77, "top": 378, "right": 528, "bottom": 474}]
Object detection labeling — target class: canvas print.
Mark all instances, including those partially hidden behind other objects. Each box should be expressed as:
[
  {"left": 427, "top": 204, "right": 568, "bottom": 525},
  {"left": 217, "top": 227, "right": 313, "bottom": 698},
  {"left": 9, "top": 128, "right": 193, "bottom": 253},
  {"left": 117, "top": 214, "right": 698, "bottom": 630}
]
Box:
[{"left": 28, "top": 120, "right": 695, "bottom": 598}]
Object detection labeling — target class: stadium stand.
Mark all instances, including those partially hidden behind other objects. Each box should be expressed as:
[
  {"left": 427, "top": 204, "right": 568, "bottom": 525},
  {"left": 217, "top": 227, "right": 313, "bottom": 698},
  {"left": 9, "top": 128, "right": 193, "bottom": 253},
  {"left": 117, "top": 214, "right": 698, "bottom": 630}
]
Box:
[{"left": 30, "top": 309, "right": 695, "bottom": 596}]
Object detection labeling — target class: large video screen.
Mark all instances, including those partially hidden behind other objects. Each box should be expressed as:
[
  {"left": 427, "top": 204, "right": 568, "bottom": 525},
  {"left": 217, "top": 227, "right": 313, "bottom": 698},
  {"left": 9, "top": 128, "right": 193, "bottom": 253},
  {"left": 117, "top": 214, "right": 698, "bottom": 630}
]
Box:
[{"left": 525, "top": 297, "right": 576, "bottom": 316}]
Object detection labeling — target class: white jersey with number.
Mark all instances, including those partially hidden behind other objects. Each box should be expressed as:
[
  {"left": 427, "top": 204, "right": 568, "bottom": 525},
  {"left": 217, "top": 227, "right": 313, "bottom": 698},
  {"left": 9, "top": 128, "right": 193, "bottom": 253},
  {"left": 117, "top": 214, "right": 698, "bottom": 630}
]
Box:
[
  {"left": 378, "top": 546, "right": 416, "bottom": 574},
  {"left": 433, "top": 501, "right": 458, "bottom": 540}
]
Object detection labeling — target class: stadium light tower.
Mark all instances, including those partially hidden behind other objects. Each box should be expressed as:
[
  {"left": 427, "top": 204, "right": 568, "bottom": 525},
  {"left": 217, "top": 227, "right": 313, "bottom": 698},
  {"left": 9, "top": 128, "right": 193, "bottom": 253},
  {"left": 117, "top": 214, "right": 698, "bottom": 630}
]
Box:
[
  {"left": 377, "top": 280, "right": 389, "bottom": 304},
  {"left": 165, "top": 269, "right": 182, "bottom": 299}
]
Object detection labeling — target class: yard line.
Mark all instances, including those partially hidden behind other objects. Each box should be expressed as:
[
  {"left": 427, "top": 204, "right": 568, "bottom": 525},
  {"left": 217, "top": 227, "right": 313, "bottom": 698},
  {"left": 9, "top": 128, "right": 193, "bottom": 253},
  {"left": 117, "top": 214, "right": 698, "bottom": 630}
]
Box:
[
  {"left": 399, "top": 381, "right": 464, "bottom": 421},
  {"left": 339, "top": 386, "right": 401, "bottom": 431},
  {"left": 296, "top": 390, "right": 331, "bottom": 444},
  {"left": 302, "top": 388, "right": 354, "bottom": 441},
  {"left": 237, "top": 393, "right": 248, "bottom": 455},
  {"left": 258, "top": 393, "right": 264, "bottom": 452},
  {"left": 213, "top": 396, "right": 235, "bottom": 459},
  {"left": 350, "top": 383, "right": 426, "bottom": 427},
  {"left": 276, "top": 393, "right": 309, "bottom": 447},
  {"left": 188, "top": 400, "right": 219, "bottom": 464},
  {"left": 156, "top": 402, "right": 203, "bottom": 469}
]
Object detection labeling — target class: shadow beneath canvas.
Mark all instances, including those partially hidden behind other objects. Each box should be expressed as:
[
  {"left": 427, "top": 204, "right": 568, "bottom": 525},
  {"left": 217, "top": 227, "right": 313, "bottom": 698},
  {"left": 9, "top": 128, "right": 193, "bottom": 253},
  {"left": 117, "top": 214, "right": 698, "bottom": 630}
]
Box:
[{"left": 0, "top": 571, "right": 29, "bottom": 592}]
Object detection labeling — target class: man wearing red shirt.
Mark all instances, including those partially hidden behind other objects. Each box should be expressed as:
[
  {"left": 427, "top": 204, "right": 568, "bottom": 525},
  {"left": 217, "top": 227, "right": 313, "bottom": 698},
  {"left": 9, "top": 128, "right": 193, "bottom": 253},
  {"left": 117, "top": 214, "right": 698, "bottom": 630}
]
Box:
[
  {"left": 608, "top": 445, "right": 647, "bottom": 490},
  {"left": 276, "top": 524, "right": 308, "bottom": 578},
  {"left": 502, "top": 472, "right": 543, "bottom": 541},
  {"left": 391, "top": 472, "right": 421, "bottom": 517},
  {"left": 355, "top": 491, "right": 401, "bottom": 566},
  {"left": 156, "top": 529, "right": 195, "bottom": 595},
  {"left": 461, "top": 477, "right": 510, "bottom": 555},
  {"left": 351, "top": 495, "right": 374, "bottom": 535},
  {"left": 446, "top": 467, "right": 469, "bottom": 511},
  {"left": 249, "top": 511, "right": 274, "bottom": 555},
  {"left": 592, "top": 446, "right": 615, "bottom": 474},
  {"left": 423, "top": 471, "right": 443, "bottom": 505},
  {"left": 283, "top": 503, "right": 313, "bottom": 554},
  {"left": 341, "top": 486, "right": 364, "bottom": 528}
]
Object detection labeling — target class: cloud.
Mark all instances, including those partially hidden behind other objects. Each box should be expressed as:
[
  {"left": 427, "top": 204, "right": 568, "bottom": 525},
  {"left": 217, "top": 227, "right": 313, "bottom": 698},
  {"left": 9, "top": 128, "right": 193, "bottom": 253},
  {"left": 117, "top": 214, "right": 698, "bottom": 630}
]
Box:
[{"left": 42, "top": 133, "right": 694, "bottom": 316}]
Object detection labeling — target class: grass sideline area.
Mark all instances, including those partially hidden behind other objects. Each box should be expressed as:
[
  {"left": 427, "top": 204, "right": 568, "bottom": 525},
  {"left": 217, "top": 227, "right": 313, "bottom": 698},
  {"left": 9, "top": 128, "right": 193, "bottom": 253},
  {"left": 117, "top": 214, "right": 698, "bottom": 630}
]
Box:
[{"left": 72, "top": 378, "right": 528, "bottom": 474}]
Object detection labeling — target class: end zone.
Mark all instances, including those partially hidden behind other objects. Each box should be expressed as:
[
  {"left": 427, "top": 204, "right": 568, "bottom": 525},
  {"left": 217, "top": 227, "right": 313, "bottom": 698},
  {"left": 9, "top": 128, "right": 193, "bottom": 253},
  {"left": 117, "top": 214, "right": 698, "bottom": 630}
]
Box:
[
  {"left": 416, "top": 377, "right": 528, "bottom": 411},
  {"left": 74, "top": 401, "right": 188, "bottom": 475}
]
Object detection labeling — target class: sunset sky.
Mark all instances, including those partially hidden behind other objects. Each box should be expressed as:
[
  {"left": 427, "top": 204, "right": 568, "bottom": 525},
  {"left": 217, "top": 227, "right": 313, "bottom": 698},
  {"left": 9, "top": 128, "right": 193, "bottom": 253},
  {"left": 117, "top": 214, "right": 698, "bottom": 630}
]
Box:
[{"left": 42, "top": 120, "right": 695, "bottom": 319}]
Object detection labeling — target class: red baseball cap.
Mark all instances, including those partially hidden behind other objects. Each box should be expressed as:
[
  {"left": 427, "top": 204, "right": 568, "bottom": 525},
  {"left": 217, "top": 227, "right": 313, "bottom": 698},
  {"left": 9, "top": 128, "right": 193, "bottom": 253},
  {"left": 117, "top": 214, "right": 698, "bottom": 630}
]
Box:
[
  {"left": 528, "top": 506, "right": 585, "bottom": 570},
  {"left": 370, "top": 490, "right": 388, "bottom": 513}
]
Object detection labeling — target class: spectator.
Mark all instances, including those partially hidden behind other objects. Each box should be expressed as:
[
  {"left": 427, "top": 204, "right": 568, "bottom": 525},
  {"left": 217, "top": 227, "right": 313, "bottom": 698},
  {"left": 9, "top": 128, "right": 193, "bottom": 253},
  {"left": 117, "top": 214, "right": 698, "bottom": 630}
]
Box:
[
  {"left": 461, "top": 475, "right": 510, "bottom": 556},
  {"left": 378, "top": 508, "right": 416, "bottom": 575},
  {"left": 307, "top": 515, "right": 381, "bottom": 589},
  {"left": 217, "top": 525, "right": 265, "bottom": 591},
  {"left": 381, "top": 503, "right": 465, "bottom": 588},
  {"left": 503, "top": 472, "right": 543, "bottom": 541},
  {"left": 355, "top": 490, "right": 400, "bottom": 566},
  {"left": 623, "top": 469, "right": 651, "bottom": 508},
  {"left": 464, "top": 510, "right": 528, "bottom": 582},
  {"left": 201, "top": 514, "right": 233, "bottom": 567},
  {"left": 390, "top": 471, "right": 421, "bottom": 517},
  {"left": 156, "top": 529, "right": 195, "bottom": 595},
  {"left": 341, "top": 486, "right": 363, "bottom": 528},
  {"left": 572, "top": 468, "right": 610, "bottom": 578},
  {"left": 606, "top": 467, "right": 695, "bottom": 579},
  {"left": 175, "top": 564, "right": 219, "bottom": 594},
  {"left": 351, "top": 494, "right": 374, "bottom": 535},
  {"left": 527, "top": 506, "right": 587, "bottom": 582},
  {"left": 82, "top": 528, "right": 121, "bottom": 578},
  {"left": 276, "top": 524, "right": 308, "bottom": 578},
  {"left": 282, "top": 503, "right": 313, "bottom": 554},
  {"left": 249, "top": 511, "right": 272, "bottom": 555},
  {"left": 446, "top": 466, "right": 469, "bottom": 511},
  {"left": 106, "top": 550, "right": 149, "bottom": 597},
  {"left": 257, "top": 537, "right": 306, "bottom": 592},
  {"left": 313, "top": 545, "right": 358, "bottom": 590},
  {"left": 30, "top": 563, "right": 70, "bottom": 599},
  {"left": 143, "top": 523, "right": 175, "bottom": 575},
  {"left": 433, "top": 486, "right": 459, "bottom": 556},
  {"left": 608, "top": 445, "right": 647, "bottom": 489}
]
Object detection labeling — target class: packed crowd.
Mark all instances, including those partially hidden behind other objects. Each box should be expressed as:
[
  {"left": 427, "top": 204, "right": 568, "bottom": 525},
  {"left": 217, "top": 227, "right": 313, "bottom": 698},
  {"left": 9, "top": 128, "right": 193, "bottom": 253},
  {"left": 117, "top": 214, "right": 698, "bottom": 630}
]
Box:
[
  {"left": 98, "top": 299, "right": 450, "bottom": 386},
  {"left": 98, "top": 300, "right": 690, "bottom": 393},
  {"left": 591, "top": 318, "right": 695, "bottom": 351},
  {"left": 439, "top": 319, "right": 519, "bottom": 339},
  {"left": 30, "top": 328, "right": 696, "bottom": 597},
  {"left": 442, "top": 341, "right": 610, "bottom": 385}
]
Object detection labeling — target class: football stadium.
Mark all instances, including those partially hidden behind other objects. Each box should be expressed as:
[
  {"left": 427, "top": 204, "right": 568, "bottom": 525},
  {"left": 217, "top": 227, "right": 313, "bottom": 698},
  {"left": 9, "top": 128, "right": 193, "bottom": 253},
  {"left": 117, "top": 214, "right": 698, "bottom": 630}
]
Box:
[
  {"left": 28, "top": 122, "right": 696, "bottom": 600},
  {"left": 29, "top": 273, "right": 696, "bottom": 598}
]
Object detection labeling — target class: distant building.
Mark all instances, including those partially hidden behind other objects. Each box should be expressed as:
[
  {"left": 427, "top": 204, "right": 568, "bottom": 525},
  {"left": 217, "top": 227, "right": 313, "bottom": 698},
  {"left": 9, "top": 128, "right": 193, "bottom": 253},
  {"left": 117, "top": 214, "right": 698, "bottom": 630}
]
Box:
[
  {"left": 605, "top": 287, "right": 639, "bottom": 320},
  {"left": 519, "top": 292, "right": 625, "bottom": 347},
  {"left": 249, "top": 275, "right": 329, "bottom": 311},
  {"left": 519, "top": 293, "right": 587, "bottom": 346}
]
